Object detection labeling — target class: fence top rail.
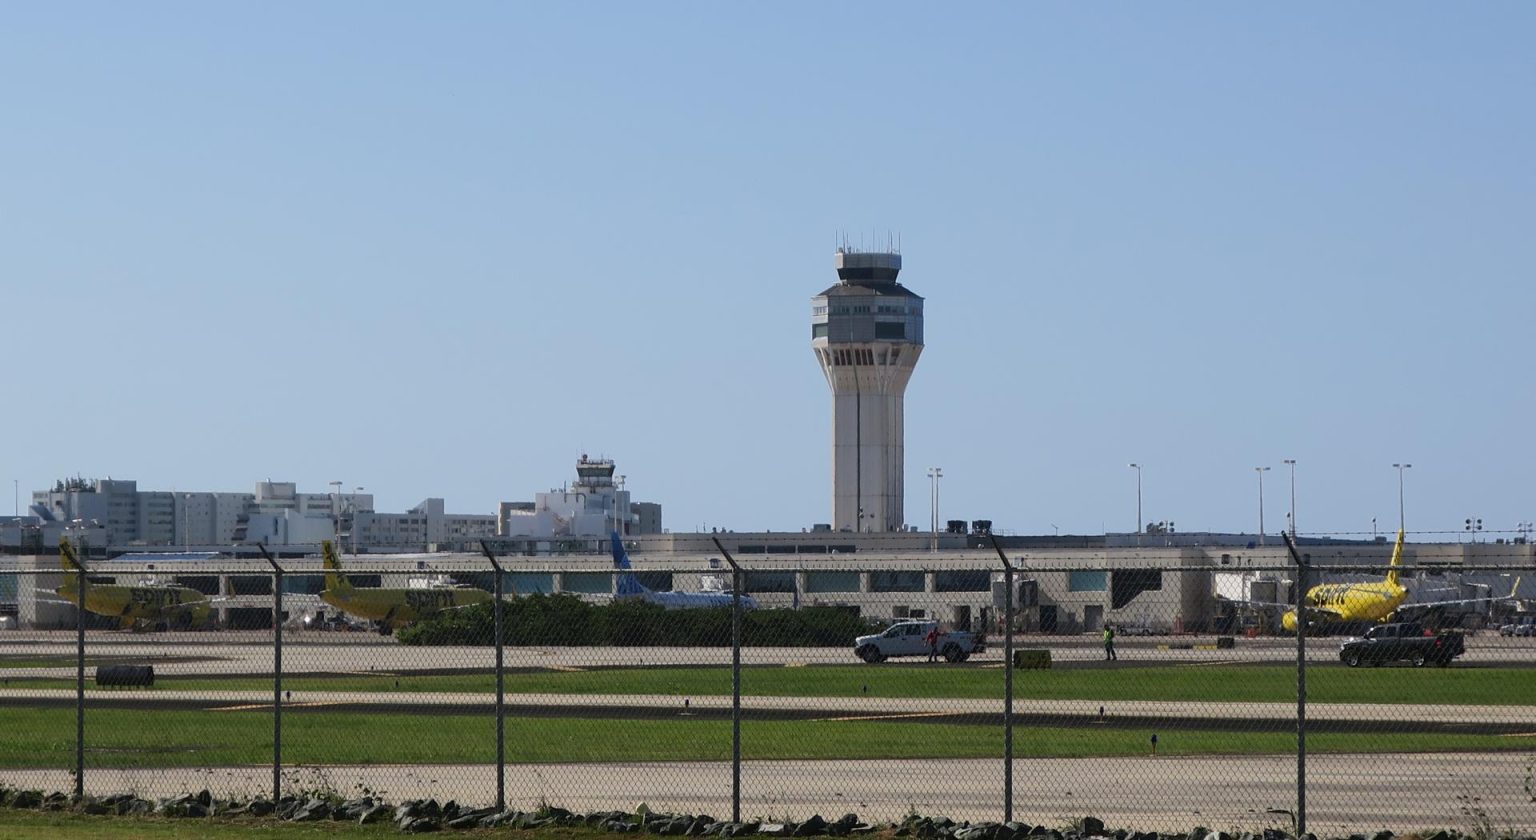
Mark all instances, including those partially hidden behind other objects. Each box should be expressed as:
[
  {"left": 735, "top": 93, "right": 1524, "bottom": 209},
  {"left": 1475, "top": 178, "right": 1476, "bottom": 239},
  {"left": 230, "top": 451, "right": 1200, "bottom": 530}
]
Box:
[{"left": 6, "top": 561, "right": 1530, "bottom": 576}]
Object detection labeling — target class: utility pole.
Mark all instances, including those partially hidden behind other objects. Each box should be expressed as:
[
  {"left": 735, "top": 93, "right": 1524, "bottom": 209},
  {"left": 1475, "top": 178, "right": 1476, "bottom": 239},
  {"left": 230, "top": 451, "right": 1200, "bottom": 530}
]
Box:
[
  {"left": 1255, "top": 466, "right": 1271, "bottom": 546},
  {"left": 1282, "top": 459, "right": 1296, "bottom": 538},
  {"left": 1392, "top": 463, "right": 1412, "bottom": 534},
  {"left": 1128, "top": 464, "right": 1142, "bottom": 546}
]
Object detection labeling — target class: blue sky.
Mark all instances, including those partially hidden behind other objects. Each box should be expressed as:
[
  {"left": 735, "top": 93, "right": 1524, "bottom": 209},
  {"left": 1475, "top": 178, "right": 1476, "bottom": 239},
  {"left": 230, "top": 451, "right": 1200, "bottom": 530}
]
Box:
[{"left": 3, "top": 4, "right": 1533, "bottom": 540}]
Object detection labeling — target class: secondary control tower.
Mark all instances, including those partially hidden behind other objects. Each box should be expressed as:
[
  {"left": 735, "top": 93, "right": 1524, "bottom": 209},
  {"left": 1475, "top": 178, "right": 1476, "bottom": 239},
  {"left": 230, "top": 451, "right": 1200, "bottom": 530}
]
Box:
[{"left": 810, "top": 248, "right": 924, "bottom": 532}]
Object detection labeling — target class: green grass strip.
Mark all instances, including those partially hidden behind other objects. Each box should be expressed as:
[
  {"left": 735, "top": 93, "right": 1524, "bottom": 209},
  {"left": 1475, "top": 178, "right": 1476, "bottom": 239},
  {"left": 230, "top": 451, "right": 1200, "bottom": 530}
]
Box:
[
  {"left": 0, "top": 708, "right": 1524, "bottom": 770},
  {"left": 5, "top": 664, "right": 1531, "bottom": 705},
  {"left": 0, "top": 809, "right": 406, "bottom": 839}
]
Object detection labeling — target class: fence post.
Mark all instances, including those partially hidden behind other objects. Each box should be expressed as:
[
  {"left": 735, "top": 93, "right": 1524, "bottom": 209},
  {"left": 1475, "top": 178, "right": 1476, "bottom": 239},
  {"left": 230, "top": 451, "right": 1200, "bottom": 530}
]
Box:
[
  {"left": 61, "top": 539, "right": 86, "bottom": 800},
  {"left": 712, "top": 537, "right": 743, "bottom": 824},
  {"left": 480, "top": 541, "right": 506, "bottom": 812},
  {"left": 1282, "top": 533, "right": 1307, "bottom": 835},
  {"left": 258, "top": 545, "right": 284, "bottom": 803},
  {"left": 989, "top": 535, "right": 1014, "bottom": 824}
]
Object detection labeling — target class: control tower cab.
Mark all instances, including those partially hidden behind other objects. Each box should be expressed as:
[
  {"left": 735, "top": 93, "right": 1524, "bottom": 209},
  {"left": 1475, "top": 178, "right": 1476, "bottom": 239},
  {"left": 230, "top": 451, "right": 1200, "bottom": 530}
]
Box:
[{"left": 810, "top": 249, "right": 924, "bottom": 533}]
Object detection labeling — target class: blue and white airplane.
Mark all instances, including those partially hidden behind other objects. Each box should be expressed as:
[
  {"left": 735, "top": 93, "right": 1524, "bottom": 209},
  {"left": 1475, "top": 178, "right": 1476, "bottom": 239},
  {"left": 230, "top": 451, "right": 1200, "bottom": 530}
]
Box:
[{"left": 610, "top": 532, "right": 758, "bottom": 609}]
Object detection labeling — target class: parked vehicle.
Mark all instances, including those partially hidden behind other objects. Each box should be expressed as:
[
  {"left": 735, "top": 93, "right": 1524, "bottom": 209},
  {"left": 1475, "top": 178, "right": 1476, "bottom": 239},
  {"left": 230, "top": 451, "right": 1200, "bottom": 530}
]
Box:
[
  {"left": 1339, "top": 622, "right": 1465, "bottom": 667},
  {"left": 854, "top": 620, "right": 986, "bottom": 664}
]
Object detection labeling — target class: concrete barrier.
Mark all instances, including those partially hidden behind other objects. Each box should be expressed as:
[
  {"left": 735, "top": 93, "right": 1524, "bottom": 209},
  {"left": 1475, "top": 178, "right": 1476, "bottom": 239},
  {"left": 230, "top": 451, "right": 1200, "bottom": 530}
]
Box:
[
  {"left": 96, "top": 665, "right": 154, "bottom": 687},
  {"left": 1011, "top": 649, "right": 1051, "bottom": 669}
]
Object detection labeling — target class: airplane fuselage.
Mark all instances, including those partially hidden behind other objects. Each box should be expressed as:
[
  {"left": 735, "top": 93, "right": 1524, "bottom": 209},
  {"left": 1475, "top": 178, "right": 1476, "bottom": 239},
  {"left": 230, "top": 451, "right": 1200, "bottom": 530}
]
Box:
[
  {"left": 56, "top": 582, "right": 212, "bottom": 624},
  {"left": 320, "top": 586, "right": 490, "bottom": 629},
  {"left": 1281, "top": 580, "right": 1407, "bottom": 631}
]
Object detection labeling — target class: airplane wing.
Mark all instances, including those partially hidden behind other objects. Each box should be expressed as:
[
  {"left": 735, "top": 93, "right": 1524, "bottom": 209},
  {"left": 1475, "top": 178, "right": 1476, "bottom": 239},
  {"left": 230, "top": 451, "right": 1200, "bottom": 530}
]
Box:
[
  {"left": 1216, "top": 595, "right": 1348, "bottom": 621},
  {"left": 1299, "top": 605, "right": 1349, "bottom": 622},
  {"left": 1396, "top": 577, "right": 1522, "bottom": 611},
  {"left": 1215, "top": 595, "right": 1296, "bottom": 610}
]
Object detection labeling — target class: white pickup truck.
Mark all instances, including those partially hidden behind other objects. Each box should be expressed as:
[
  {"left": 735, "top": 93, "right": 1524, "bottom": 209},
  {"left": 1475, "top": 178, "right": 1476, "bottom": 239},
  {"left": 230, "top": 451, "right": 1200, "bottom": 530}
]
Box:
[{"left": 854, "top": 620, "right": 986, "bottom": 663}]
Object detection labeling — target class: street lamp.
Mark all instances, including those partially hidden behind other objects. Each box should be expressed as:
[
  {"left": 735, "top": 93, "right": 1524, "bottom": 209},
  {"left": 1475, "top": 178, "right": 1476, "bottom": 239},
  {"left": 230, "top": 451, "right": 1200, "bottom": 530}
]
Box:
[
  {"left": 1282, "top": 459, "right": 1296, "bottom": 538},
  {"left": 926, "top": 467, "right": 943, "bottom": 552},
  {"left": 1128, "top": 464, "right": 1142, "bottom": 546},
  {"left": 348, "top": 486, "right": 366, "bottom": 553},
  {"left": 1392, "top": 463, "right": 1412, "bottom": 534},
  {"left": 1464, "top": 517, "right": 1482, "bottom": 543},
  {"left": 1254, "top": 466, "right": 1270, "bottom": 546},
  {"left": 329, "top": 480, "right": 343, "bottom": 549}
]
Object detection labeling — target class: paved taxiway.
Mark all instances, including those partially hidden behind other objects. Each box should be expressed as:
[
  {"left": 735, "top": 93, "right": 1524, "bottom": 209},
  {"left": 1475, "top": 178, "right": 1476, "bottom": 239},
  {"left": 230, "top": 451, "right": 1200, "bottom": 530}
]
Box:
[
  {"left": 2, "top": 753, "right": 1531, "bottom": 834},
  {"left": 4, "top": 632, "right": 1534, "bottom": 677}
]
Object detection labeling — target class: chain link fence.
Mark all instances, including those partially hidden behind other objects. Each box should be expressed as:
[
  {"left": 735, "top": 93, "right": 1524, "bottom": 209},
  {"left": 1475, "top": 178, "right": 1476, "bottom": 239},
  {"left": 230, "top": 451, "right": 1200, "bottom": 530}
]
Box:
[{"left": 1, "top": 542, "right": 1532, "bottom": 834}]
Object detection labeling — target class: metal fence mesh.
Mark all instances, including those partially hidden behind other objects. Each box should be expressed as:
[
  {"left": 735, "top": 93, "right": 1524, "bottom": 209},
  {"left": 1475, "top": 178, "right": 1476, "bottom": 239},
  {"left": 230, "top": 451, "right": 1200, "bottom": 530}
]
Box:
[{"left": 2, "top": 549, "right": 1533, "bottom": 834}]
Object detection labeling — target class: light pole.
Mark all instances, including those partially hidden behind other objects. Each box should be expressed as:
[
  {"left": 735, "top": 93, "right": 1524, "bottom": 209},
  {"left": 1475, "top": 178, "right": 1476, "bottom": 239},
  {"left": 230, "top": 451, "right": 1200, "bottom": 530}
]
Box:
[
  {"left": 1254, "top": 466, "right": 1270, "bottom": 546},
  {"left": 1392, "top": 463, "right": 1412, "bottom": 534},
  {"left": 1282, "top": 459, "right": 1296, "bottom": 538},
  {"left": 1518, "top": 521, "right": 1534, "bottom": 544},
  {"left": 926, "top": 467, "right": 943, "bottom": 552},
  {"left": 1128, "top": 463, "right": 1142, "bottom": 546},
  {"left": 1464, "top": 517, "right": 1482, "bottom": 543},
  {"left": 329, "top": 481, "right": 342, "bottom": 549}
]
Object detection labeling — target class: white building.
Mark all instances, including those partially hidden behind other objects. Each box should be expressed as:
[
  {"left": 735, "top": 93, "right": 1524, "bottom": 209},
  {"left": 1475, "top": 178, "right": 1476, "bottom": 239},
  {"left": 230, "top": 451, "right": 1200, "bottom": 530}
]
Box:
[{"left": 498, "top": 455, "right": 659, "bottom": 540}]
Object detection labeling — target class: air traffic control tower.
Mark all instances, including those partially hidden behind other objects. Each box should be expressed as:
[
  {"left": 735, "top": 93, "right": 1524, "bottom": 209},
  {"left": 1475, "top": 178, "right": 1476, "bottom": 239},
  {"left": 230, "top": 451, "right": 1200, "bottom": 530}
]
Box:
[{"left": 811, "top": 248, "right": 924, "bottom": 532}]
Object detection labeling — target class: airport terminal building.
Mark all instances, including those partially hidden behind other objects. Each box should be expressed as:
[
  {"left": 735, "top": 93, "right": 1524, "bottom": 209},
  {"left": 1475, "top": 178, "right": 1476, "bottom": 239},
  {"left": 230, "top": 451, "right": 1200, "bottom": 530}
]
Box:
[{"left": 13, "top": 527, "right": 1532, "bottom": 635}]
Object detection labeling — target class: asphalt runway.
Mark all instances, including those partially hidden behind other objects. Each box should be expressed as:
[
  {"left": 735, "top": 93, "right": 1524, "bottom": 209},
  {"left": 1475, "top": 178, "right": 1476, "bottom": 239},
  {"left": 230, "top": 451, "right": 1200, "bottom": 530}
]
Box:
[{"left": 4, "top": 631, "right": 1535, "bottom": 677}]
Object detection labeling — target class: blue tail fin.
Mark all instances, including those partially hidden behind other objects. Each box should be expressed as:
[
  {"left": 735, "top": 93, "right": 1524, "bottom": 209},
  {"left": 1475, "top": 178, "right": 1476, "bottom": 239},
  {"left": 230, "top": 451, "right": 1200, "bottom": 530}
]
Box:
[{"left": 610, "top": 532, "right": 649, "bottom": 597}]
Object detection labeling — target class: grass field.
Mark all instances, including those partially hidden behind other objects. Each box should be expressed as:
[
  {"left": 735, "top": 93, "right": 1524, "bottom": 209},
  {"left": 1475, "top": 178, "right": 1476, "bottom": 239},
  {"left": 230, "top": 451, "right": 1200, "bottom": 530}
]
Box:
[
  {"left": 0, "top": 810, "right": 409, "bottom": 839},
  {"left": 0, "top": 706, "right": 1526, "bottom": 769},
  {"left": 3, "top": 663, "right": 1529, "bottom": 768},
  {"left": 4, "top": 663, "right": 1533, "bottom": 705}
]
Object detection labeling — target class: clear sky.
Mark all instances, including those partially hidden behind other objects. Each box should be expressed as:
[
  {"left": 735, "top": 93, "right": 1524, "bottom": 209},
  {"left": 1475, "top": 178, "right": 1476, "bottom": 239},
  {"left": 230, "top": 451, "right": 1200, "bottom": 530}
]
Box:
[{"left": 3, "top": 3, "right": 1533, "bottom": 541}]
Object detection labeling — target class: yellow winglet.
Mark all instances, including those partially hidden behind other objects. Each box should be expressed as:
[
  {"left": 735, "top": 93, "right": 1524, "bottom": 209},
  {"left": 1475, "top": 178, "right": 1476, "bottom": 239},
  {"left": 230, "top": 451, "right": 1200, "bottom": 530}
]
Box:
[{"left": 59, "top": 538, "right": 83, "bottom": 572}]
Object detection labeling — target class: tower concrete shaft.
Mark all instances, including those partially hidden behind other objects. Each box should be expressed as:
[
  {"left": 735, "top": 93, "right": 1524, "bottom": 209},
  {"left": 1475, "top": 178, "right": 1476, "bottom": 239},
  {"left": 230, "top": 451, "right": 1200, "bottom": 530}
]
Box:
[{"left": 811, "top": 249, "right": 924, "bottom": 532}]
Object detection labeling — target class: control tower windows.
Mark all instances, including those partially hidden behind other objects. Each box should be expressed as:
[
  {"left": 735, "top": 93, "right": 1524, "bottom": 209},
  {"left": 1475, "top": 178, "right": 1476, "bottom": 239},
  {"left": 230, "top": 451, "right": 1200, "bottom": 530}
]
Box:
[{"left": 875, "top": 322, "right": 906, "bottom": 340}]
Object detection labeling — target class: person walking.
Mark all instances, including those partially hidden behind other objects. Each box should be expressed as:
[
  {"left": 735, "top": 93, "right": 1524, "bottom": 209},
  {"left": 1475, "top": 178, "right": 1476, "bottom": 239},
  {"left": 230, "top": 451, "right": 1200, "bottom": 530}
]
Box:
[
  {"left": 925, "top": 625, "right": 940, "bottom": 662},
  {"left": 1102, "top": 624, "right": 1117, "bottom": 661}
]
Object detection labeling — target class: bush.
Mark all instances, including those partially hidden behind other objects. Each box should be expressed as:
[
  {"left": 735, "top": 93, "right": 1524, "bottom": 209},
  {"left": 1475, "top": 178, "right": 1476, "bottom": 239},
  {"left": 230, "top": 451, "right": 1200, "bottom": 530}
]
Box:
[{"left": 396, "top": 595, "right": 875, "bottom": 647}]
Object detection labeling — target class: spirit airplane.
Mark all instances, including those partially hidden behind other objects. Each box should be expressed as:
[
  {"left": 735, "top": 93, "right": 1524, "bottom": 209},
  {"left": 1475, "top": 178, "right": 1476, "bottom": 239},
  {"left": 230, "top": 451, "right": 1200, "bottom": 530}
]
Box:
[
  {"left": 1278, "top": 530, "right": 1519, "bottom": 631},
  {"left": 47, "top": 538, "right": 218, "bottom": 631},
  {"left": 319, "top": 541, "right": 491, "bottom": 635}
]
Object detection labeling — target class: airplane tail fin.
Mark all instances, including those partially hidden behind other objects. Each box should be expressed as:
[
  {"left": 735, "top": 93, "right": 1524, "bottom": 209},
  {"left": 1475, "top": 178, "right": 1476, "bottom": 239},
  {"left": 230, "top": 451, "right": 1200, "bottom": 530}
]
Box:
[
  {"left": 59, "top": 538, "right": 79, "bottom": 571},
  {"left": 322, "top": 540, "right": 353, "bottom": 594},
  {"left": 58, "top": 538, "right": 81, "bottom": 593},
  {"left": 1385, "top": 529, "right": 1405, "bottom": 588},
  {"left": 610, "top": 531, "right": 650, "bottom": 597}
]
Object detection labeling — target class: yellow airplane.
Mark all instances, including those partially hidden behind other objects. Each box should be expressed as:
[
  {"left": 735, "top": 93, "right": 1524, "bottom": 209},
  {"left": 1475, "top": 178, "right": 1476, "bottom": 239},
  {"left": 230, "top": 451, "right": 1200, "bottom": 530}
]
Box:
[
  {"left": 1278, "top": 530, "right": 1520, "bottom": 631},
  {"left": 49, "top": 538, "right": 217, "bottom": 631},
  {"left": 318, "top": 541, "right": 492, "bottom": 635}
]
